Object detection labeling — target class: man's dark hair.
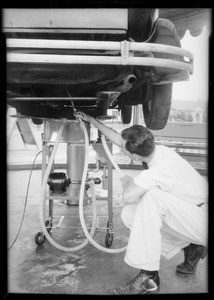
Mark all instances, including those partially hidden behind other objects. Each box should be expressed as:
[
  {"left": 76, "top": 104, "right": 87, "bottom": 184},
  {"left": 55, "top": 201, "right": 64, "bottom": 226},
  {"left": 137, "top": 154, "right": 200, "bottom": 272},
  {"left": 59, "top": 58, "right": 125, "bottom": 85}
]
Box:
[{"left": 121, "top": 125, "right": 155, "bottom": 157}]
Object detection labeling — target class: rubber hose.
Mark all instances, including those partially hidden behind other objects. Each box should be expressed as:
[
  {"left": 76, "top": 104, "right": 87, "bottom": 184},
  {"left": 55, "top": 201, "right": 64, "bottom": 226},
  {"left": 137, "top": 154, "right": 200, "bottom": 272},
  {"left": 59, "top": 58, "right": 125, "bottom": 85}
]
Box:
[
  {"left": 101, "top": 134, "right": 124, "bottom": 179},
  {"left": 39, "top": 122, "right": 97, "bottom": 252},
  {"left": 79, "top": 122, "right": 127, "bottom": 253}
]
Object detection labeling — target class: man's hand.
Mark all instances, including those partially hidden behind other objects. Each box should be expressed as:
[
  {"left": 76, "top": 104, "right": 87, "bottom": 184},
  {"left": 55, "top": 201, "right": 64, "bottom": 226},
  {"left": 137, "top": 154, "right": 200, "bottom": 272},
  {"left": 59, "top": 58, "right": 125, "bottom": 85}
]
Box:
[
  {"left": 120, "top": 174, "right": 147, "bottom": 204},
  {"left": 75, "top": 110, "right": 123, "bottom": 147},
  {"left": 74, "top": 111, "right": 92, "bottom": 123},
  {"left": 120, "top": 175, "right": 134, "bottom": 189}
]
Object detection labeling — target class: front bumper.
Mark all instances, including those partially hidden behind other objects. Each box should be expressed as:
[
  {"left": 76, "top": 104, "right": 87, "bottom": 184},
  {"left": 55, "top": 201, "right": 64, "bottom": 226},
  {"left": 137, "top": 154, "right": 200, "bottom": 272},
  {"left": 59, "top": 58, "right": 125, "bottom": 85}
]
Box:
[{"left": 6, "top": 38, "right": 193, "bottom": 74}]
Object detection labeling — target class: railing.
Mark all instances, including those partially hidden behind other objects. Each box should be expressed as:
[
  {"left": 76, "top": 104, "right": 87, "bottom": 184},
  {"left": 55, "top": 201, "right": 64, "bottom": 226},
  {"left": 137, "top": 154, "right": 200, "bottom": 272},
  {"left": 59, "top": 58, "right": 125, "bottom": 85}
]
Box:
[{"left": 151, "top": 122, "right": 207, "bottom": 144}]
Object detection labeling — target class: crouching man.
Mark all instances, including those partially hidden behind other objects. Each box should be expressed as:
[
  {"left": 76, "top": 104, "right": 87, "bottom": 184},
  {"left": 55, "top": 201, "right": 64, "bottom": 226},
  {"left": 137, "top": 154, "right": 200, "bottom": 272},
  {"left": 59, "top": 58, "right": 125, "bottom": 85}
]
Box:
[{"left": 74, "top": 111, "right": 208, "bottom": 295}]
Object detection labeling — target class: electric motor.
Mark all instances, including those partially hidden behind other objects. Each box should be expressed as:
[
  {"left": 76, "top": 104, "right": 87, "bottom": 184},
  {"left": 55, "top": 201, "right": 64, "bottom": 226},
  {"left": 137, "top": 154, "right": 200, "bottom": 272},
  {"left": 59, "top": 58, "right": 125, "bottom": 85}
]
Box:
[{"left": 47, "top": 172, "right": 71, "bottom": 194}]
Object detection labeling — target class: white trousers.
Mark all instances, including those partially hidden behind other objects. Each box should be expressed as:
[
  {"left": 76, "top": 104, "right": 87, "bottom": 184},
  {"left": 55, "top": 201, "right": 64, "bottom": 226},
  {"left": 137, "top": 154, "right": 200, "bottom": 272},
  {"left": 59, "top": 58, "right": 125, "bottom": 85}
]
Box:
[{"left": 121, "top": 188, "right": 208, "bottom": 271}]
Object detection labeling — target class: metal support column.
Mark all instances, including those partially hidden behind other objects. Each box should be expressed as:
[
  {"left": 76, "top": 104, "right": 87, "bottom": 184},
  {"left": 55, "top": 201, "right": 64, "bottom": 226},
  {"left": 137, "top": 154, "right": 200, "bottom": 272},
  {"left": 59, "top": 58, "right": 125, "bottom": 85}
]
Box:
[
  {"left": 47, "top": 144, "right": 54, "bottom": 227},
  {"left": 66, "top": 143, "right": 86, "bottom": 205},
  {"left": 41, "top": 120, "right": 47, "bottom": 222},
  {"left": 106, "top": 142, "right": 113, "bottom": 237}
]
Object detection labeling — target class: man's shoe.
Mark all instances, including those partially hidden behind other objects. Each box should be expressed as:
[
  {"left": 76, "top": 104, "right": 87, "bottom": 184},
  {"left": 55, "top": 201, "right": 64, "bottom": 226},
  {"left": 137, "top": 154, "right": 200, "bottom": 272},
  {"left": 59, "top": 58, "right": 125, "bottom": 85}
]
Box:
[
  {"left": 176, "top": 243, "right": 207, "bottom": 274},
  {"left": 113, "top": 270, "right": 160, "bottom": 295}
]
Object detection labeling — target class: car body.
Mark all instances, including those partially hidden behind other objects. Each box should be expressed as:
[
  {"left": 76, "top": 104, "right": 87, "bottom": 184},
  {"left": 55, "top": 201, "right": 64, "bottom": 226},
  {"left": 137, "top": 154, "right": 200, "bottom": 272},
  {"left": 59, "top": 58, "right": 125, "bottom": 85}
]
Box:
[{"left": 4, "top": 8, "right": 193, "bottom": 129}]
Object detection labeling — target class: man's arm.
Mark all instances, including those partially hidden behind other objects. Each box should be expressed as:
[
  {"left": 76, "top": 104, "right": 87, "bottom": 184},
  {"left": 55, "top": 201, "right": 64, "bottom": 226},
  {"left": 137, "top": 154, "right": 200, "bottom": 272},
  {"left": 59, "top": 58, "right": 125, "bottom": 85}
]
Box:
[
  {"left": 120, "top": 175, "right": 148, "bottom": 204},
  {"left": 74, "top": 111, "right": 123, "bottom": 147}
]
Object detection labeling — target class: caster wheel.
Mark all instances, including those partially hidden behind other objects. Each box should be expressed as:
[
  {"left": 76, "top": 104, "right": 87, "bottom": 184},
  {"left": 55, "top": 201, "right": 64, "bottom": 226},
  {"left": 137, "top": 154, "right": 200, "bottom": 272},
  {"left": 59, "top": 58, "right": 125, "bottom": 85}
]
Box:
[
  {"left": 105, "top": 232, "right": 113, "bottom": 248},
  {"left": 45, "top": 220, "right": 52, "bottom": 233},
  {"left": 35, "top": 232, "right": 46, "bottom": 246}
]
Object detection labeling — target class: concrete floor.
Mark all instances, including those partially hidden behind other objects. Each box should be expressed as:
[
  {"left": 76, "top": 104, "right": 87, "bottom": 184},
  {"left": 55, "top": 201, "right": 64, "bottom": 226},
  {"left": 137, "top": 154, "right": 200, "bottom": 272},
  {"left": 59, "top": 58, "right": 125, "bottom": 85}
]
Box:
[
  {"left": 7, "top": 168, "right": 208, "bottom": 295},
  {"left": 6, "top": 119, "right": 208, "bottom": 295}
]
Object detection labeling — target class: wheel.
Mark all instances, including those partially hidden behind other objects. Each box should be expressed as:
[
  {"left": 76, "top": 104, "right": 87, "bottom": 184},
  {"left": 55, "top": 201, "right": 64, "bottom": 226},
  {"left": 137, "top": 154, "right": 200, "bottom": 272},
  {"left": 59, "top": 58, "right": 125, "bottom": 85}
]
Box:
[
  {"left": 45, "top": 220, "right": 52, "bottom": 233},
  {"left": 143, "top": 83, "right": 172, "bottom": 130},
  {"left": 105, "top": 232, "right": 113, "bottom": 248},
  {"left": 120, "top": 105, "right": 132, "bottom": 124},
  {"left": 34, "top": 232, "right": 46, "bottom": 246}
]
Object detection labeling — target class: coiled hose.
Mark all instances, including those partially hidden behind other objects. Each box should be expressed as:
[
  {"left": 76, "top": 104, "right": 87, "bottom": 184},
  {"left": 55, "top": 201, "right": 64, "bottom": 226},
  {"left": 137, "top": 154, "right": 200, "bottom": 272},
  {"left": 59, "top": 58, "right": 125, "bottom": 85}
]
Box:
[
  {"left": 39, "top": 122, "right": 97, "bottom": 252},
  {"left": 78, "top": 121, "right": 127, "bottom": 253},
  {"left": 39, "top": 120, "right": 127, "bottom": 253}
]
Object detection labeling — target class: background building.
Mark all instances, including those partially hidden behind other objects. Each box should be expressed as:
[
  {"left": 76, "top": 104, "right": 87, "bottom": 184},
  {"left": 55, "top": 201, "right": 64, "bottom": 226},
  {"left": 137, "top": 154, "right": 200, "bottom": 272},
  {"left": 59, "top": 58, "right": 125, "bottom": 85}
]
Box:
[{"left": 169, "top": 99, "right": 207, "bottom": 123}]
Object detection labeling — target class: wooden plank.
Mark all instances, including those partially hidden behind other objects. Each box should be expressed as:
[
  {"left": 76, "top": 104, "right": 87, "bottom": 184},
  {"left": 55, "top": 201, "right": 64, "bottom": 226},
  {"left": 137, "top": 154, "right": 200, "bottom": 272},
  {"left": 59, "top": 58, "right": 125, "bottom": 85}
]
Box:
[
  {"left": 7, "top": 116, "right": 17, "bottom": 144},
  {"left": 16, "top": 119, "right": 39, "bottom": 149}
]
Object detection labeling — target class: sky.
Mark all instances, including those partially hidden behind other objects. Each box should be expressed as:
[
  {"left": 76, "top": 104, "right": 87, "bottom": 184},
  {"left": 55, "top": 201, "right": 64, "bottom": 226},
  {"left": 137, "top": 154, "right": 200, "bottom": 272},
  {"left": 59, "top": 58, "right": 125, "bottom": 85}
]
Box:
[{"left": 172, "top": 26, "right": 210, "bottom": 102}]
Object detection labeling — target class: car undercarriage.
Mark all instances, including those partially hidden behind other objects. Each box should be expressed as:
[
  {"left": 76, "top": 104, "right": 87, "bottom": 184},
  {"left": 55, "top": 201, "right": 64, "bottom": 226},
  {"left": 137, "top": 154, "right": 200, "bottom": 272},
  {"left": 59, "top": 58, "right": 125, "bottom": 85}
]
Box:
[{"left": 4, "top": 8, "right": 193, "bottom": 129}]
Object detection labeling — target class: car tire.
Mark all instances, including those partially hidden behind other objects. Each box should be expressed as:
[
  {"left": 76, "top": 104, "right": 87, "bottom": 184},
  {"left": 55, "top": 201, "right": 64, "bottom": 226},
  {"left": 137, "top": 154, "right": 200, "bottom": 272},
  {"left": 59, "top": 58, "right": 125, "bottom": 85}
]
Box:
[
  {"left": 120, "top": 105, "right": 132, "bottom": 124},
  {"left": 143, "top": 83, "right": 172, "bottom": 130}
]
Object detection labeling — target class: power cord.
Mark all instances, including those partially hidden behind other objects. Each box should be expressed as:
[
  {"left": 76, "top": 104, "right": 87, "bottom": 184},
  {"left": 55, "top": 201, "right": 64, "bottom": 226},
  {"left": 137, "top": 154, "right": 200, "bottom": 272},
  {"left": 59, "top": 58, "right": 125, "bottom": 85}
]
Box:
[{"left": 8, "top": 150, "right": 42, "bottom": 251}]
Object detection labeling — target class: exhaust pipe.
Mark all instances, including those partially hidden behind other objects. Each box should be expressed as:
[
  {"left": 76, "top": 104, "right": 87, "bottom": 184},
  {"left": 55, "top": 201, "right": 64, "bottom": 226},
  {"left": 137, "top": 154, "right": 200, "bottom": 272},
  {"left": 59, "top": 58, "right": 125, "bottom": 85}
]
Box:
[
  {"left": 124, "top": 74, "right": 137, "bottom": 86},
  {"left": 112, "top": 74, "right": 137, "bottom": 93}
]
